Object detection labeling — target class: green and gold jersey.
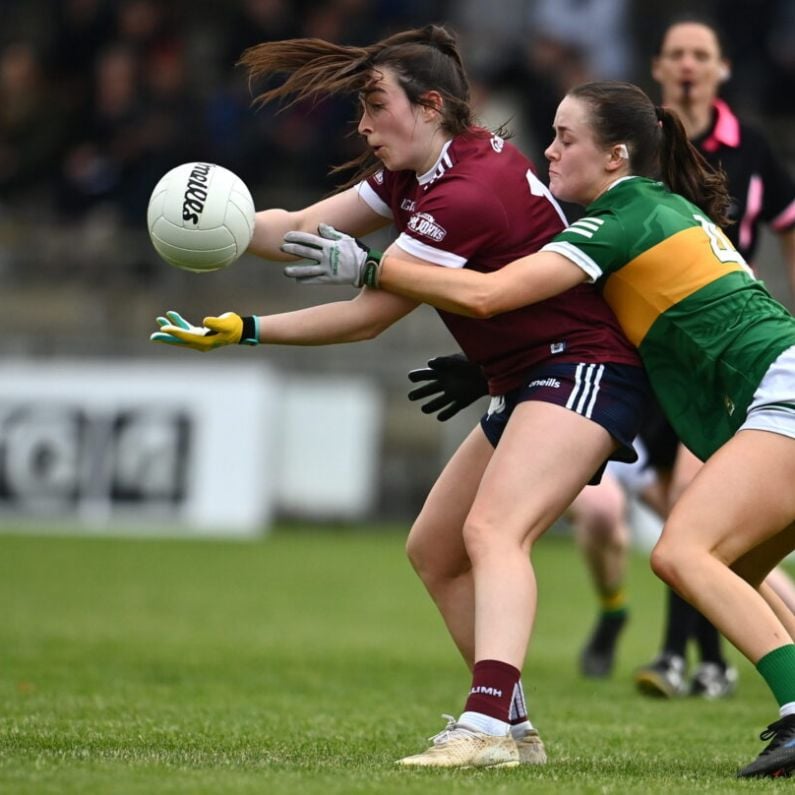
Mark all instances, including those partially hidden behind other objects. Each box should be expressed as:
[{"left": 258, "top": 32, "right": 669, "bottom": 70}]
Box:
[{"left": 542, "top": 177, "right": 795, "bottom": 460}]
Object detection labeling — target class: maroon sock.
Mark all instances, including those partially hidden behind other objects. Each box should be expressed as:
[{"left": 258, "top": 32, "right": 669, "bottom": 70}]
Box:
[{"left": 464, "top": 659, "right": 521, "bottom": 722}]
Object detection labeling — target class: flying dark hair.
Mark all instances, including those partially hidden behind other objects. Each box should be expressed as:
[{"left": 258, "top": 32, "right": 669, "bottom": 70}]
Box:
[
  {"left": 238, "top": 25, "right": 475, "bottom": 189},
  {"left": 568, "top": 81, "right": 732, "bottom": 227}
]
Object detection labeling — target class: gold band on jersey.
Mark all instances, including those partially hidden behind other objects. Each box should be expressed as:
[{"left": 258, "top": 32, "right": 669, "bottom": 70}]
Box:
[{"left": 602, "top": 227, "right": 746, "bottom": 346}]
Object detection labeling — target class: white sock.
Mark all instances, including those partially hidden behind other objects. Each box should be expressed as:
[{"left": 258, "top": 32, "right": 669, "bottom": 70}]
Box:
[
  {"left": 779, "top": 701, "right": 795, "bottom": 718},
  {"left": 510, "top": 719, "right": 535, "bottom": 738},
  {"left": 459, "top": 710, "right": 510, "bottom": 736}
]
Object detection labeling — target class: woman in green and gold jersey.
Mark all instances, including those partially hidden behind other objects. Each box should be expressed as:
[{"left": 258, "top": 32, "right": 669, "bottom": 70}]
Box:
[{"left": 281, "top": 80, "right": 795, "bottom": 779}]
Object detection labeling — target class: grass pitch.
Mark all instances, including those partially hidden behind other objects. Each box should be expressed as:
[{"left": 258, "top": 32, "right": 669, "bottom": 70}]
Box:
[{"left": 0, "top": 526, "right": 787, "bottom": 793}]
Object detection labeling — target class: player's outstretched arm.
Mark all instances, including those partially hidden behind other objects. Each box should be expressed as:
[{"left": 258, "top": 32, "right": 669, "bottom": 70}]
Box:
[
  {"left": 150, "top": 289, "right": 419, "bottom": 351},
  {"left": 248, "top": 188, "right": 387, "bottom": 263},
  {"left": 281, "top": 227, "right": 588, "bottom": 316}
]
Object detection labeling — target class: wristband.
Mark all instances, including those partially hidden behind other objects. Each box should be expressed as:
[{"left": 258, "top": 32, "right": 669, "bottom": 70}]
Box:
[
  {"left": 239, "top": 315, "right": 259, "bottom": 345},
  {"left": 361, "top": 250, "right": 383, "bottom": 288}
]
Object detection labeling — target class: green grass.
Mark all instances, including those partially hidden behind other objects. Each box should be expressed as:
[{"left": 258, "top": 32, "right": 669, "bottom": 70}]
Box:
[{"left": 0, "top": 526, "right": 789, "bottom": 793}]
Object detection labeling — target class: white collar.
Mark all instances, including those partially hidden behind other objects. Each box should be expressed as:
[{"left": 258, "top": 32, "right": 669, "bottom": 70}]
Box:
[
  {"left": 605, "top": 175, "right": 638, "bottom": 192},
  {"left": 417, "top": 139, "right": 454, "bottom": 185}
]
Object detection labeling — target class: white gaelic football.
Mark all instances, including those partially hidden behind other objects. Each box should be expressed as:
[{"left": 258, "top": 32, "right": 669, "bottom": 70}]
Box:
[{"left": 147, "top": 162, "right": 256, "bottom": 272}]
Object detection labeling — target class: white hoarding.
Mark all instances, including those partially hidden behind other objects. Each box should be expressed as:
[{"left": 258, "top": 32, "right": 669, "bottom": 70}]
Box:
[
  {"left": 0, "top": 360, "right": 382, "bottom": 537},
  {"left": 275, "top": 375, "right": 381, "bottom": 520}
]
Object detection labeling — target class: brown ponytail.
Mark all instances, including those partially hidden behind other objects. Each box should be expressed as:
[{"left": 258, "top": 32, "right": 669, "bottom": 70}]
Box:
[{"left": 656, "top": 105, "right": 732, "bottom": 228}]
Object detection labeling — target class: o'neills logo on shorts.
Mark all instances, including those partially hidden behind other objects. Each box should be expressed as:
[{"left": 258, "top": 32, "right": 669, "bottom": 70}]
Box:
[
  {"left": 408, "top": 212, "right": 447, "bottom": 242},
  {"left": 528, "top": 377, "right": 560, "bottom": 389},
  {"left": 182, "top": 163, "right": 214, "bottom": 224}
]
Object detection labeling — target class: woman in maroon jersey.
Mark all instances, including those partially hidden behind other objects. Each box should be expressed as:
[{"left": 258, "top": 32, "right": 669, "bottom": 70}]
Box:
[{"left": 151, "top": 25, "right": 648, "bottom": 768}]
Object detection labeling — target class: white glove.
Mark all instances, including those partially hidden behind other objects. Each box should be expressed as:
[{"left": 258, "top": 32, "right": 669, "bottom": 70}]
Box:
[{"left": 281, "top": 224, "right": 382, "bottom": 287}]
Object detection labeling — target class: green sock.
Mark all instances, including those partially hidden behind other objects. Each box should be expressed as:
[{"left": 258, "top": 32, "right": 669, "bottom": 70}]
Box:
[
  {"left": 600, "top": 588, "right": 627, "bottom": 615},
  {"left": 756, "top": 644, "right": 795, "bottom": 706}
]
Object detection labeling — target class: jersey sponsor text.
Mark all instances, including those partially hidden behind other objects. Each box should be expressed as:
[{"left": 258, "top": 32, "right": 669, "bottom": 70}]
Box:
[{"left": 408, "top": 212, "right": 447, "bottom": 242}]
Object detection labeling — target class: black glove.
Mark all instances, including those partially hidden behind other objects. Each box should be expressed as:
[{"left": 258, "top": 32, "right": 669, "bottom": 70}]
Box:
[{"left": 408, "top": 353, "right": 489, "bottom": 421}]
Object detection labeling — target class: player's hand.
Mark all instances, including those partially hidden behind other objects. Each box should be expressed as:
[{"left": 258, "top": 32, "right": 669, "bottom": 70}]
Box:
[
  {"left": 150, "top": 310, "right": 259, "bottom": 351},
  {"left": 408, "top": 353, "right": 489, "bottom": 421},
  {"left": 281, "top": 224, "right": 383, "bottom": 287}
]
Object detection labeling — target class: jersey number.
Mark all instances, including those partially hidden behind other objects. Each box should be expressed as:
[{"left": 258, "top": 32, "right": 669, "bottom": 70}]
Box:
[{"left": 693, "top": 214, "right": 753, "bottom": 275}]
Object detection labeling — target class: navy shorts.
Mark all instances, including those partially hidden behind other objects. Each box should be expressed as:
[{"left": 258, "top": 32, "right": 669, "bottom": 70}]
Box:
[{"left": 480, "top": 361, "right": 651, "bottom": 485}]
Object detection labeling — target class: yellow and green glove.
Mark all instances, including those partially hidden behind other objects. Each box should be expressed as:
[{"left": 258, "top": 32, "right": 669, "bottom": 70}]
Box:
[{"left": 150, "top": 310, "right": 259, "bottom": 351}]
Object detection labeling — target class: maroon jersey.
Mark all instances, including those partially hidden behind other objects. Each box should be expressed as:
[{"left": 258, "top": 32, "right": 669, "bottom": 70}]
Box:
[{"left": 358, "top": 129, "right": 640, "bottom": 394}]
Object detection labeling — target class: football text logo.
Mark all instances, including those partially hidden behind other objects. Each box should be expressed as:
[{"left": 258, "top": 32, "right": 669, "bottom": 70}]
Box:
[{"left": 182, "top": 163, "right": 214, "bottom": 224}]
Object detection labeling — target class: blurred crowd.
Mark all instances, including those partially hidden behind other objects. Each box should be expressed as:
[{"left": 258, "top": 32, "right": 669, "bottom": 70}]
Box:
[
  {"left": 1, "top": 1, "right": 439, "bottom": 227},
  {"left": 1, "top": 0, "right": 795, "bottom": 284}
]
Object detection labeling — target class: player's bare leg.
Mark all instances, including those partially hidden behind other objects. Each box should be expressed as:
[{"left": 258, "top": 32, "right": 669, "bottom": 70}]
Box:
[
  {"left": 464, "top": 401, "right": 615, "bottom": 667},
  {"left": 405, "top": 426, "right": 543, "bottom": 764},
  {"left": 401, "top": 403, "right": 614, "bottom": 767},
  {"left": 764, "top": 567, "right": 795, "bottom": 614},
  {"left": 637, "top": 444, "right": 736, "bottom": 699},
  {"left": 406, "top": 426, "right": 489, "bottom": 666},
  {"left": 650, "top": 430, "right": 795, "bottom": 777}
]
